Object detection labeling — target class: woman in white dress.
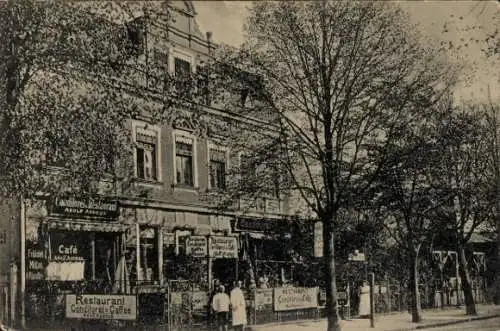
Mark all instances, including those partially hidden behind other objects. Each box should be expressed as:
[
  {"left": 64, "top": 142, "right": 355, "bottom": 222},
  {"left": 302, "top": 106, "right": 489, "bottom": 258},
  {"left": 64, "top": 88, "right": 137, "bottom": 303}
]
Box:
[{"left": 358, "top": 281, "right": 371, "bottom": 317}]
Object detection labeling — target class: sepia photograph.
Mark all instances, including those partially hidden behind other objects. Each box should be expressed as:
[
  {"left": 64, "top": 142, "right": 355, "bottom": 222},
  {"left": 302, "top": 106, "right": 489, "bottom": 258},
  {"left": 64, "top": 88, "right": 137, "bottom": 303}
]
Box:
[{"left": 0, "top": 1, "right": 499, "bottom": 330}]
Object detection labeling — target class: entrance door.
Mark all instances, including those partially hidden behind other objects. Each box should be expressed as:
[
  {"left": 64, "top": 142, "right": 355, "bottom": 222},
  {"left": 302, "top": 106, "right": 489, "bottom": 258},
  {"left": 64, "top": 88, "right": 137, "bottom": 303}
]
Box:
[
  {"left": 212, "top": 258, "right": 236, "bottom": 288},
  {"left": 94, "top": 232, "right": 120, "bottom": 289}
]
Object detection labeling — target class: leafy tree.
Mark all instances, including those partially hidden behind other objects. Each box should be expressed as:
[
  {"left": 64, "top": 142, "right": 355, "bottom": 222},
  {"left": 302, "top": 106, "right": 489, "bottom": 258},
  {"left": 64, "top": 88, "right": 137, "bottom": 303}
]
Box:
[
  {"left": 209, "top": 1, "right": 456, "bottom": 329},
  {"left": 0, "top": 1, "right": 209, "bottom": 200}
]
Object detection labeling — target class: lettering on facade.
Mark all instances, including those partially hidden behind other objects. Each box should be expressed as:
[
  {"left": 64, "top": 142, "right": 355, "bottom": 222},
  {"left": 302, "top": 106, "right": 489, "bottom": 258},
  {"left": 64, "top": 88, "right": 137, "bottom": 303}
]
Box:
[
  {"left": 26, "top": 246, "right": 46, "bottom": 280},
  {"left": 66, "top": 294, "right": 137, "bottom": 320},
  {"left": 209, "top": 236, "right": 238, "bottom": 259},
  {"left": 51, "top": 238, "right": 85, "bottom": 262},
  {"left": 235, "top": 218, "right": 275, "bottom": 233},
  {"left": 49, "top": 197, "right": 118, "bottom": 220}
]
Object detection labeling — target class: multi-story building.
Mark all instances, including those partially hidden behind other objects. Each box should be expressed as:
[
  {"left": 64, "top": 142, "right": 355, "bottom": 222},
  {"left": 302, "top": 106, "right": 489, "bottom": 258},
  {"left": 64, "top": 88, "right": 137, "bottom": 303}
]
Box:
[{"left": 0, "top": 1, "right": 296, "bottom": 328}]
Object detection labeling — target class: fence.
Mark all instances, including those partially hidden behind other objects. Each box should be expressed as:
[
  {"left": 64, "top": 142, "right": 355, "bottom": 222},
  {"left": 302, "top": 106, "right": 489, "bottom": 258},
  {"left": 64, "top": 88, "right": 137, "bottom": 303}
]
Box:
[
  {"left": 22, "top": 279, "right": 489, "bottom": 330},
  {"left": 371, "top": 279, "right": 488, "bottom": 315}
]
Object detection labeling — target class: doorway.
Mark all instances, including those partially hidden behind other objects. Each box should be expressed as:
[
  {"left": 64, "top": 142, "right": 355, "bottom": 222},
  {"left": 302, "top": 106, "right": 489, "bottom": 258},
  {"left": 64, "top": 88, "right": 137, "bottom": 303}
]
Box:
[{"left": 212, "top": 258, "right": 236, "bottom": 288}]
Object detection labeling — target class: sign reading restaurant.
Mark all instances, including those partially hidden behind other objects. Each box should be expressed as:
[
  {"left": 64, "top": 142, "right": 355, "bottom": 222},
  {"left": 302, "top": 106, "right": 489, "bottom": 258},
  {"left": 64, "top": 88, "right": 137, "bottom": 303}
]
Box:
[
  {"left": 49, "top": 196, "right": 118, "bottom": 220},
  {"left": 66, "top": 294, "right": 136, "bottom": 320},
  {"left": 274, "top": 287, "right": 319, "bottom": 311}
]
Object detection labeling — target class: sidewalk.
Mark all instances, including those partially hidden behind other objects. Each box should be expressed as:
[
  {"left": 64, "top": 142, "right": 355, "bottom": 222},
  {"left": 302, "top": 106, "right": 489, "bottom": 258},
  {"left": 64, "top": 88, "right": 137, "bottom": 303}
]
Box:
[{"left": 248, "top": 304, "right": 500, "bottom": 331}]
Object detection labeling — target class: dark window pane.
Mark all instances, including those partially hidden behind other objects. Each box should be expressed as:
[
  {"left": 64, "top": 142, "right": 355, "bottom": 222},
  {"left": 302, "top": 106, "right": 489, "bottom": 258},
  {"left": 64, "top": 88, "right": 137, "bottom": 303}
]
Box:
[
  {"left": 137, "top": 148, "right": 145, "bottom": 179},
  {"left": 175, "top": 58, "right": 191, "bottom": 77}
]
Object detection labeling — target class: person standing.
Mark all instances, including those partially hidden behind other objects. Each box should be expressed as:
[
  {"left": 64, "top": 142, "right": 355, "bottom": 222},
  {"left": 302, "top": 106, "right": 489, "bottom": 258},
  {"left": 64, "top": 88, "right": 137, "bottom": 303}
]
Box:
[
  {"left": 230, "top": 281, "right": 247, "bottom": 331},
  {"left": 211, "top": 285, "right": 230, "bottom": 331}
]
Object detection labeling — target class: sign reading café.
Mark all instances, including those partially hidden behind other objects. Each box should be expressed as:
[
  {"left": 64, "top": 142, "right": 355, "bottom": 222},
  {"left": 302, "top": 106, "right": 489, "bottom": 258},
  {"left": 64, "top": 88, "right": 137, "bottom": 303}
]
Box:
[
  {"left": 66, "top": 294, "right": 137, "bottom": 320},
  {"left": 49, "top": 196, "right": 118, "bottom": 220}
]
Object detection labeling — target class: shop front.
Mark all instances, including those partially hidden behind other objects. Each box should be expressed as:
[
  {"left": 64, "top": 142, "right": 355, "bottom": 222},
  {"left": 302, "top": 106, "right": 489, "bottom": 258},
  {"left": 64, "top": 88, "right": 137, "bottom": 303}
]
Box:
[
  {"left": 24, "top": 196, "right": 127, "bottom": 327},
  {"left": 233, "top": 216, "right": 308, "bottom": 289}
]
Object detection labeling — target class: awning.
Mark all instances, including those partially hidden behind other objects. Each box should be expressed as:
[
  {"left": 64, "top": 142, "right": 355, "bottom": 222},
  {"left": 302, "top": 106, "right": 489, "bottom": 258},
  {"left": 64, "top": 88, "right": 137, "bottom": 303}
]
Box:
[{"left": 47, "top": 219, "right": 130, "bottom": 233}]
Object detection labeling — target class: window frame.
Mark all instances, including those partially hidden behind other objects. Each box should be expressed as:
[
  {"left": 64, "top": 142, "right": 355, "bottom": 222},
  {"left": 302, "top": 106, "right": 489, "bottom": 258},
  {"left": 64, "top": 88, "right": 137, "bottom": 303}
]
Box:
[
  {"left": 132, "top": 120, "right": 162, "bottom": 183},
  {"left": 207, "top": 143, "right": 229, "bottom": 191},
  {"left": 169, "top": 49, "right": 195, "bottom": 75},
  {"left": 173, "top": 129, "right": 198, "bottom": 189}
]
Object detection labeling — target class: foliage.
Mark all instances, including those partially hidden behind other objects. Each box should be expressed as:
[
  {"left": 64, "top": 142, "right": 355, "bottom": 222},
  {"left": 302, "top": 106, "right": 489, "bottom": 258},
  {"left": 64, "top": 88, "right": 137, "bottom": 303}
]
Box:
[{"left": 0, "top": 0, "right": 210, "bottom": 199}]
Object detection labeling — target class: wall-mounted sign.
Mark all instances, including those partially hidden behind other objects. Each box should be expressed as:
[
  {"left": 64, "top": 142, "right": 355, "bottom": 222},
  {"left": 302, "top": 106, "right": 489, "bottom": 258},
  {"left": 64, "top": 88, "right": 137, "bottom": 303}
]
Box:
[
  {"left": 186, "top": 236, "right": 208, "bottom": 257},
  {"left": 235, "top": 218, "right": 276, "bottom": 233},
  {"left": 26, "top": 242, "right": 46, "bottom": 281},
  {"left": 274, "top": 287, "right": 319, "bottom": 311},
  {"left": 209, "top": 236, "right": 238, "bottom": 259},
  {"left": 50, "top": 232, "right": 85, "bottom": 262},
  {"left": 255, "top": 288, "right": 273, "bottom": 311},
  {"left": 49, "top": 196, "right": 118, "bottom": 220},
  {"left": 314, "top": 222, "right": 323, "bottom": 258},
  {"left": 66, "top": 294, "right": 137, "bottom": 320}
]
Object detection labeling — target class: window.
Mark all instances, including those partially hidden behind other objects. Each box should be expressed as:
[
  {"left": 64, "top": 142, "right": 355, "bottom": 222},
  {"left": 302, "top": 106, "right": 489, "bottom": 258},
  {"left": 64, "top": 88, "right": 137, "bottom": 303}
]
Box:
[
  {"left": 0, "top": 227, "right": 6, "bottom": 244},
  {"left": 197, "top": 66, "right": 211, "bottom": 106},
  {"left": 174, "top": 57, "right": 191, "bottom": 93},
  {"left": 136, "top": 132, "right": 157, "bottom": 181},
  {"left": 175, "top": 58, "right": 191, "bottom": 77},
  {"left": 139, "top": 226, "right": 158, "bottom": 283},
  {"left": 133, "top": 122, "right": 161, "bottom": 182},
  {"left": 176, "top": 141, "right": 194, "bottom": 186},
  {"left": 125, "top": 17, "right": 145, "bottom": 55},
  {"left": 209, "top": 148, "right": 227, "bottom": 190}
]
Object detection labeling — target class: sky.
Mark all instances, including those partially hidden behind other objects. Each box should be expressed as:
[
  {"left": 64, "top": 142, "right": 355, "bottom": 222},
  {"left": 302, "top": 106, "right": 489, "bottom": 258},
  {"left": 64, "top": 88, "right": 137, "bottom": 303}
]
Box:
[{"left": 194, "top": 0, "right": 500, "bottom": 103}]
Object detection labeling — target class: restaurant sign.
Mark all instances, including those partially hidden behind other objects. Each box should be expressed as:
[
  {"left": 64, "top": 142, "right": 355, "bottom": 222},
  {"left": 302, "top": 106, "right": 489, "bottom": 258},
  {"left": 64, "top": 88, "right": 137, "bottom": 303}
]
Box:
[
  {"left": 49, "top": 196, "right": 118, "bottom": 220},
  {"left": 235, "top": 218, "right": 276, "bottom": 233},
  {"left": 66, "top": 294, "right": 137, "bottom": 320},
  {"left": 209, "top": 236, "right": 238, "bottom": 259},
  {"left": 186, "top": 236, "right": 208, "bottom": 257},
  {"left": 274, "top": 287, "right": 319, "bottom": 311}
]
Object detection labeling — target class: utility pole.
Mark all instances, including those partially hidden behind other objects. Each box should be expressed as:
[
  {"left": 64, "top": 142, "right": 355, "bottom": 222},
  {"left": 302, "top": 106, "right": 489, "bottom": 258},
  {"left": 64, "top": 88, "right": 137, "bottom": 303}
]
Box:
[{"left": 370, "top": 272, "right": 375, "bottom": 328}]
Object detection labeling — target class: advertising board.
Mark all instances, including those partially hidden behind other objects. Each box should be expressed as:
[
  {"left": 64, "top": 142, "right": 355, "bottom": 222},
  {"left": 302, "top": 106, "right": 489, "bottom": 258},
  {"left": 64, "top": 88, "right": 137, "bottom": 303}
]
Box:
[
  {"left": 274, "top": 287, "right": 318, "bottom": 311},
  {"left": 66, "top": 294, "right": 137, "bottom": 320}
]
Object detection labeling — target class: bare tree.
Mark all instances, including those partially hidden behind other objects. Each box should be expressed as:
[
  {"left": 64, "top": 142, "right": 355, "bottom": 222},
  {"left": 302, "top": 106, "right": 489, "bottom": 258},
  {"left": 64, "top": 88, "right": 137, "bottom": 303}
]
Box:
[
  {"left": 429, "top": 104, "right": 492, "bottom": 315},
  {"left": 211, "top": 1, "right": 456, "bottom": 329}
]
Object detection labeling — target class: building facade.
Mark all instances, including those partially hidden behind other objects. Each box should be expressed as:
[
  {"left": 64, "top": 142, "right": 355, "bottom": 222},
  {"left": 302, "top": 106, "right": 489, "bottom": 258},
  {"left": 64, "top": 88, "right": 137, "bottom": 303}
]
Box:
[{"left": 1, "top": 1, "right": 295, "bottom": 328}]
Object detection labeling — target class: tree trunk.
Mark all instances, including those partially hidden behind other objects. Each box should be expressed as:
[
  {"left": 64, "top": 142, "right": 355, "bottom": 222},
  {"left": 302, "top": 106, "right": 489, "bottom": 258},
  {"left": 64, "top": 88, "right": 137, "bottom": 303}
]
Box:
[
  {"left": 458, "top": 247, "right": 477, "bottom": 315},
  {"left": 408, "top": 244, "right": 422, "bottom": 323},
  {"left": 323, "top": 220, "right": 341, "bottom": 331}
]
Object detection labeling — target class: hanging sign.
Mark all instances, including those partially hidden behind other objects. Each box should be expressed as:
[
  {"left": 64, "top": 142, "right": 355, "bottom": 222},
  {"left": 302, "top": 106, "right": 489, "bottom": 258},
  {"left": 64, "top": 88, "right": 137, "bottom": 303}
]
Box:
[
  {"left": 274, "top": 287, "right": 319, "bottom": 311},
  {"left": 209, "top": 236, "right": 238, "bottom": 259},
  {"left": 314, "top": 222, "right": 323, "bottom": 258},
  {"left": 65, "top": 294, "right": 137, "bottom": 320},
  {"left": 186, "top": 236, "right": 208, "bottom": 257}
]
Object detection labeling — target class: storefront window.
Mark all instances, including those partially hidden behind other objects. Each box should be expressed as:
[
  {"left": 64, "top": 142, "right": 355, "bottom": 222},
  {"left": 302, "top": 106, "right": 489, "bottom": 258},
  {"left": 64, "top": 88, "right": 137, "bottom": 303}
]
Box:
[{"left": 139, "top": 226, "right": 158, "bottom": 283}]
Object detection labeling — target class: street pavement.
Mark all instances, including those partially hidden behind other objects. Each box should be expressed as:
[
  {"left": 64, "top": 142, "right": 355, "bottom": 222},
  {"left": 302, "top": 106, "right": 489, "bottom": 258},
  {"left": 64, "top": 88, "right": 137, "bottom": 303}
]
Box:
[
  {"left": 436, "top": 317, "right": 500, "bottom": 330},
  {"left": 248, "top": 305, "right": 500, "bottom": 331}
]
